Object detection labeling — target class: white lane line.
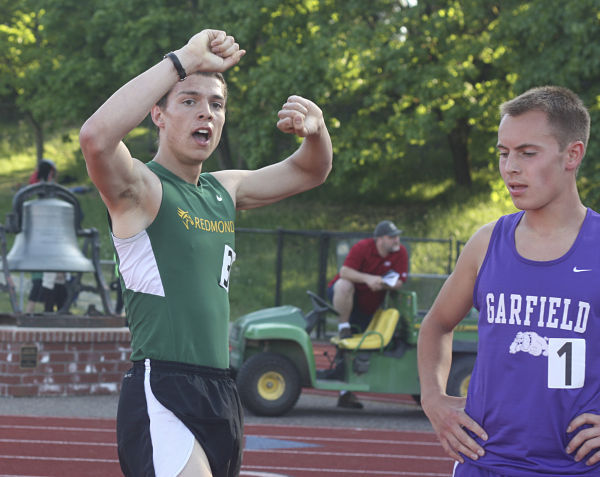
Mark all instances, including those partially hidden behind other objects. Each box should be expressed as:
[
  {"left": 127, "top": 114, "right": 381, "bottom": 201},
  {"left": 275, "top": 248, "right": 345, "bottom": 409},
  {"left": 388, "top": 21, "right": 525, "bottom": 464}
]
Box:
[
  {"left": 246, "top": 434, "right": 441, "bottom": 446},
  {"left": 0, "top": 424, "right": 112, "bottom": 433},
  {"left": 0, "top": 435, "right": 438, "bottom": 448},
  {"left": 0, "top": 438, "right": 115, "bottom": 447},
  {"left": 0, "top": 437, "right": 441, "bottom": 454},
  {"left": 0, "top": 474, "right": 52, "bottom": 477},
  {"left": 245, "top": 448, "right": 450, "bottom": 461},
  {"left": 243, "top": 465, "right": 449, "bottom": 476},
  {"left": 0, "top": 455, "right": 118, "bottom": 463}
]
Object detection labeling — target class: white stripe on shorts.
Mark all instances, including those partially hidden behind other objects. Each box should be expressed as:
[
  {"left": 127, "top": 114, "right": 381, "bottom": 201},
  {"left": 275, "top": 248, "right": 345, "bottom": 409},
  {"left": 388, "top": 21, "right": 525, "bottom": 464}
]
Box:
[{"left": 144, "top": 358, "right": 195, "bottom": 477}]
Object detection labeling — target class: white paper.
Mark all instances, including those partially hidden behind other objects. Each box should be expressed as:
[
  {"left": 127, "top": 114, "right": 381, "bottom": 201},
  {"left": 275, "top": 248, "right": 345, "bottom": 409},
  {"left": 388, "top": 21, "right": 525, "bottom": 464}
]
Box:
[{"left": 382, "top": 270, "right": 399, "bottom": 287}]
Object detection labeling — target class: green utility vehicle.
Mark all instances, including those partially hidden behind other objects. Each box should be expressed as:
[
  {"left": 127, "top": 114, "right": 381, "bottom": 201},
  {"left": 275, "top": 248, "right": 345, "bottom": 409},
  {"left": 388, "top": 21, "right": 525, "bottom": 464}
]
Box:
[{"left": 229, "top": 289, "right": 478, "bottom": 416}]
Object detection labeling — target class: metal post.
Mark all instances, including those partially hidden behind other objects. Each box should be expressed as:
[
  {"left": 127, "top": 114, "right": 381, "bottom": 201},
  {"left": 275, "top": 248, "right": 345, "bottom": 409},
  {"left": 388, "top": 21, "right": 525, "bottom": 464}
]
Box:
[
  {"left": 316, "top": 233, "right": 330, "bottom": 338},
  {"left": 317, "top": 232, "right": 330, "bottom": 298},
  {"left": 274, "top": 228, "right": 284, "bottom": 306},
  {"left": 0, "top": 226, "right": 20, "bottom": 312}
]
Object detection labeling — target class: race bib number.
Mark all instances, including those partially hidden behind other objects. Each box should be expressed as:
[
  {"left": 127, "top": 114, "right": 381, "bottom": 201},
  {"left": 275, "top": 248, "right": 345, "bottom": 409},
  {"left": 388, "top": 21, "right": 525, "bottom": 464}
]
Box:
[
  {"left": 219, "top": 245, "right": 236, "bottom": 292},
  {"left": 548, "top": 338, "right": 585, "bottom": 389}
]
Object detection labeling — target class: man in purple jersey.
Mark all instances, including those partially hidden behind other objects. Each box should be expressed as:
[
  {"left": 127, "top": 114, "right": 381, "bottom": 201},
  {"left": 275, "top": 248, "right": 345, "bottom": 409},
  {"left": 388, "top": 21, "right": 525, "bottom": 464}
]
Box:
[{"left": 417, "top": 86, "right": 600, "bottom": 476}]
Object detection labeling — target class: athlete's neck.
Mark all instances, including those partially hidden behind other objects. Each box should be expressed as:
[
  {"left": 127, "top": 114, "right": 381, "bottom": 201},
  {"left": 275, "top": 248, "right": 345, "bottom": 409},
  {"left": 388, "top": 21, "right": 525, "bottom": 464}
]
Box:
[{"left": 153, "top": 153, "right": 204, "bottom": 185}]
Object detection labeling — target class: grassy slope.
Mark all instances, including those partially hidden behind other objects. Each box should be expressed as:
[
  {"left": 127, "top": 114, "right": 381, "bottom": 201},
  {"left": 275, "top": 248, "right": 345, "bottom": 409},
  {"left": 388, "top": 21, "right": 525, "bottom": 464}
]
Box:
[{"left": 0, "top": 127, "right": 517, "bottom": 317}]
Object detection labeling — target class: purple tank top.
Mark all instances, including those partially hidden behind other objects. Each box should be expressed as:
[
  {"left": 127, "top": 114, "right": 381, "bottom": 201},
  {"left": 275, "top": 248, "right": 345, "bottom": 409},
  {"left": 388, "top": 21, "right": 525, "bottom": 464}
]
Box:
[{"left": 468, "top": 209, "right": 600, "bottom": 476}]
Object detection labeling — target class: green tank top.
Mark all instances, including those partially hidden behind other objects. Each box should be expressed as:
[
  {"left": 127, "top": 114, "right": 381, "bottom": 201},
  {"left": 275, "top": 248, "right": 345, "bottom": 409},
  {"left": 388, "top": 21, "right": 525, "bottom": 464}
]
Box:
[{"left": 113, "top": 161, "right": 236, "bottom": 369}]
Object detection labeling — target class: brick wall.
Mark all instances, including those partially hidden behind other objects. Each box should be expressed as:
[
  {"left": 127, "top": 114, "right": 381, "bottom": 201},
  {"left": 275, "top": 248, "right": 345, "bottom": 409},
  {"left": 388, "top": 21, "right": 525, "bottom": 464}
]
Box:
[{"left": 0, "top": 326, "right": 132, "bottom": 397}]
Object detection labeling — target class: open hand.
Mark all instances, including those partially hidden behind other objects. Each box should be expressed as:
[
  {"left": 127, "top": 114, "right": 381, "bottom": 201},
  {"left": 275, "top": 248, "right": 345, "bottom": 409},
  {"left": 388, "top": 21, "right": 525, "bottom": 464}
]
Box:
[
  {"left": 566, "top": 413, "right": 600, "bottom": 466},
  {"left": 421, "top": 394, "right": 488, "bottom": 463},
  {"left": 277, "top": 96, "right": 325, "bottom": 138}
]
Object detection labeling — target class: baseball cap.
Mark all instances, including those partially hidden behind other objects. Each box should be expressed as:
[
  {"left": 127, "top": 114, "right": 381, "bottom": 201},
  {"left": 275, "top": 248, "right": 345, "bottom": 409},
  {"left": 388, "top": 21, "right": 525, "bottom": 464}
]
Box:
[{"left": 374, "top": 220, "right": 402, "bottom": 238}]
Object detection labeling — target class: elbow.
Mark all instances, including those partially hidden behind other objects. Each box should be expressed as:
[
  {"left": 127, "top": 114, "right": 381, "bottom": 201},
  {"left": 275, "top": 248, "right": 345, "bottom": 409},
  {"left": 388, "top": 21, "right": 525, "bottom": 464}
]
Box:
[
  {"left": 313, "top": 150, "right": 333, "bottom": 187},
  {"left": 320, "top": 135, "right": 333, "bottom": 182},
  {"left": 79, "top": 117, "right": 110, "bottom": 162},
  {"left": 313, "top": 162, "right": 332, "bottom": 188},
  {"left": 321, "top": 156, "right": 333, "bottom": 183},
  {"left": 79, "top": 120, "right": 99, "bottom": 160},
  {"left": 338, "top": 266, "right": 353, "bottom": 281},
  {"left": 303, "top": 130, "right": 333, "bottom": 186}
]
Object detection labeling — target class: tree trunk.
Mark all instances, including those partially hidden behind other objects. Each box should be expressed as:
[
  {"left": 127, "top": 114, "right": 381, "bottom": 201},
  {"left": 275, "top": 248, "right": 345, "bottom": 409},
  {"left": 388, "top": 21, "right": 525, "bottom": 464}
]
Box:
[
  {"left": 447, "top": 117, "right": 472, "bottom": 187},
  {"left": 216, "top": 124, "right": 235, "bottom": 170},
  {"left": 25, "top": 112, "right": 44, "bottom": 163}
]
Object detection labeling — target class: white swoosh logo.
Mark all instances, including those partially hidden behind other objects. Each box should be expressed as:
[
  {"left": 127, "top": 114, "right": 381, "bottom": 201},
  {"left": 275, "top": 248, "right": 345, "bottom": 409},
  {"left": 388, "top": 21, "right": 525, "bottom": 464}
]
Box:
[
  {"left": 216, "top": 195, "right": 223, "bottom": 202},
  {"left": 573, "top": 267, "right": 592, "bottom": 272}
]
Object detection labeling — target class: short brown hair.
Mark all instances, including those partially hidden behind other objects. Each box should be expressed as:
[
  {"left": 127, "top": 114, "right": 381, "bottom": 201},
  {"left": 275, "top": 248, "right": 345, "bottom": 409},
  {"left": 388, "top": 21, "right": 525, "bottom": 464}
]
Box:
[
  {"left": 156, "top": 71, "right": 228, "bottom": 109},
  {"left": 500, "top": 86, "right": 590, "bottom": 152}
]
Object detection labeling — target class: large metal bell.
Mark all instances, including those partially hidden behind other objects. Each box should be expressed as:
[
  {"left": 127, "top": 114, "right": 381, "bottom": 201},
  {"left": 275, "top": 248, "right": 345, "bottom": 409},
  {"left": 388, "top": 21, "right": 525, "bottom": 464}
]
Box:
[{"left": 7, "top": 197, "right": 95, "bottom": 272}]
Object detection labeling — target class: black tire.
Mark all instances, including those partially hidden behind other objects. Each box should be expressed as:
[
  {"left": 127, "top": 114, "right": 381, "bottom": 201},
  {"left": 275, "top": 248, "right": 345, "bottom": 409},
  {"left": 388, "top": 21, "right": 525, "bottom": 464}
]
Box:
[
  {"left": 236, "top": 352, "right": 301, "bottom": 417},
  {"left": 446, "top": 354, "right": 476, "bottom": 397}
]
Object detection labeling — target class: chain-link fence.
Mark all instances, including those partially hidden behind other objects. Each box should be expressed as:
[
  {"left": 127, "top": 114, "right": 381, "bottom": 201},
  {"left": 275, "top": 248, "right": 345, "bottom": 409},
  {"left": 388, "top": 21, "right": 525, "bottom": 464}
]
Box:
[{"left": 229, "top": 228, "right": 462, "bottom": 321}]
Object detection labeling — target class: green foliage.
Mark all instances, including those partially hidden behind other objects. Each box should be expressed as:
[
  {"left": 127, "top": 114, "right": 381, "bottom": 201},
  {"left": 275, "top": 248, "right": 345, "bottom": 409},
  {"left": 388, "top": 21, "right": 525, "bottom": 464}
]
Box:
[
  {"left": 489, "top": 0, "right": 600, "bottom": 207},
  {"left": 1, "top": 0, "right": 599, "bottom": 318},
  {"left": 0, "top": 120, "right": 515, "bottom": 318},
  {"left": 1, "top": 0, "right": 600, "bottom": 208},
  {"left": 0, "top": 1, "right": 45, "bottom": 126}
]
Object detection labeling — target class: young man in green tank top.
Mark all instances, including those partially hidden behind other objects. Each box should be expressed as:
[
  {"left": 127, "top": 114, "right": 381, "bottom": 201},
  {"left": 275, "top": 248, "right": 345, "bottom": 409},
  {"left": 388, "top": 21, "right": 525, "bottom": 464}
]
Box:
[{"left": 80, "top": 29, "right": 332, "bottom": 477}]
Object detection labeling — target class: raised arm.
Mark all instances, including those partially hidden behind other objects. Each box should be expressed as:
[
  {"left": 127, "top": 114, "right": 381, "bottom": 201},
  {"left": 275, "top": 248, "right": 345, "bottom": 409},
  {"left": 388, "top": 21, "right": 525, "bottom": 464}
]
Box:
[
  {"left": 214, "top": 95, "right": 332, "bottom": 210},
  {"left": 79, "top": 30, "right": 245, "bottom": 235},
  {"left": 417, "top": 223, "right": 494, "bottom": 463}
]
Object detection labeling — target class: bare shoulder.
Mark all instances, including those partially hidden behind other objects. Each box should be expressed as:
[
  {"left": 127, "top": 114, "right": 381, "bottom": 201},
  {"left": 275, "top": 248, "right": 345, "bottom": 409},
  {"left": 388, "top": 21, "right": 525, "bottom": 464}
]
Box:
[
  {"left": 106, "top": 159, "right": 162, "bottom": 238},
  {"left": 457, "top": 220, "right": 497, "bottom": 272},
  {"left": 466, "top": 220, "right": 497, "bottom": 250},
  {"left": 210, "top": 169, "right": 241, "bottom": 185},
  {"left": 423, "top": 220, "right": 497, "bottom": 328},
  {"left": 211, "top": 169, "right": 251, "bottom": 207}
]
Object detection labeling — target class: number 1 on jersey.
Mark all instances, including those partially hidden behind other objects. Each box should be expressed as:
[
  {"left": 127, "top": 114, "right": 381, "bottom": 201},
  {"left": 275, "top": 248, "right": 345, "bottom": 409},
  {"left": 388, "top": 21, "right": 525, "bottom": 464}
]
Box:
[{"left": 548, "top": 338, "right": 585, "bottom": 389}]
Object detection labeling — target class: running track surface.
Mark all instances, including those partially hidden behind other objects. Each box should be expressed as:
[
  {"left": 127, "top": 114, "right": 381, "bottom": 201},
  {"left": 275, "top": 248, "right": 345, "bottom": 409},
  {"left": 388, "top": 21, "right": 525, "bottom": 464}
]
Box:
[
  {"left": 0, "top": 343, "right": 453, "bottom": 476},
  {"left": 0, "top": 415, "right": 453, "bottom": 477}
]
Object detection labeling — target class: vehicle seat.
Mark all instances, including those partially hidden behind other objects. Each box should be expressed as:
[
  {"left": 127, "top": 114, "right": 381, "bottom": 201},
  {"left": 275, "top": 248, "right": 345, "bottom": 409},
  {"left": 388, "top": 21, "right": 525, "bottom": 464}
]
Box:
[{"left": 330, "top": 308, "right": 400, "bottom": 351}]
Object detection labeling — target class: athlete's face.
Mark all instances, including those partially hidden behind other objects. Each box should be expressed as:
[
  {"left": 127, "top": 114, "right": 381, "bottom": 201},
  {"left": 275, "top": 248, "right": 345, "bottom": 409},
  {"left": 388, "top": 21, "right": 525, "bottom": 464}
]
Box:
[
  {"left": 155, "top": 74, "right": 226, "bottom": 165},
  {"left": 497, "top": 110, "right": 578, "bottom": 211}
]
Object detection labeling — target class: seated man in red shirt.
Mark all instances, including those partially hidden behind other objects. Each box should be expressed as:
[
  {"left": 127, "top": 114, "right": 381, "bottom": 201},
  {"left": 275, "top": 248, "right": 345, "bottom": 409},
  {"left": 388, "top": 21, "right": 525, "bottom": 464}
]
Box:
[{"left": 327, "top": 220, "right": 409, "bottom": 408}]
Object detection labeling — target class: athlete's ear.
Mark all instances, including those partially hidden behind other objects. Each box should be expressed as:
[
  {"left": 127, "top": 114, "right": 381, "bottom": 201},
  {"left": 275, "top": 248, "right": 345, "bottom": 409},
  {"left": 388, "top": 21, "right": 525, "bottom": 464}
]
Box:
[
  {"left": 565, "top": 141, "right": 584, "bottom": 171},
  {"left": 151, "top": 104, "right": 165, "bottom": 129}
]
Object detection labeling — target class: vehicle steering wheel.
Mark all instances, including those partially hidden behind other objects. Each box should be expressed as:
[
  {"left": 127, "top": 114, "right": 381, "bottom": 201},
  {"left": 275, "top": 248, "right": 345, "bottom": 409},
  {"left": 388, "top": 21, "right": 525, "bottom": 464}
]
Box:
[{"left": 306, "top": 290, "right": 338, "bottom": 316}]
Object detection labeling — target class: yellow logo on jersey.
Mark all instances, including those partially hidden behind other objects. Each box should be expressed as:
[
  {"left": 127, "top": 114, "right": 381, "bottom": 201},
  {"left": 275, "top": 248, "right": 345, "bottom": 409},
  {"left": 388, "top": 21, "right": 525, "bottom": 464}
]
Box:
[
  {"left": 177, "top": 207, "right": 234, "bottom": 233},
  {"left": 177, "top": 208, "right": 194, "bottom": 230}
]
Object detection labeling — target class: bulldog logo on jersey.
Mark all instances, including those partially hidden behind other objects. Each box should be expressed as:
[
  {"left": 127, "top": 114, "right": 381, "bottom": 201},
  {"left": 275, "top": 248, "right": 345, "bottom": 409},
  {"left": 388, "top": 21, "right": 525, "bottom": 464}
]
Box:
[{"left": 509, "top": 331, "right": 549, "bottom": 357}]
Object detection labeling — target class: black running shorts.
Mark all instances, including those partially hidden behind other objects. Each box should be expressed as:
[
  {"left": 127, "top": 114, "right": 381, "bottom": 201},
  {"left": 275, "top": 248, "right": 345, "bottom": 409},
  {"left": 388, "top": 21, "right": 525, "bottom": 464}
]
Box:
[{"left": 117, "top": 359, "right": 244, "bottom": 477}]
